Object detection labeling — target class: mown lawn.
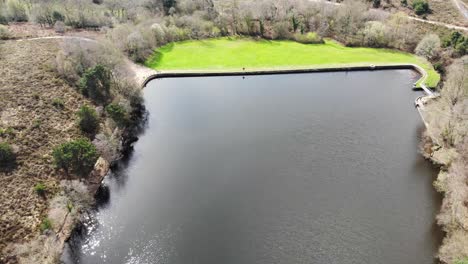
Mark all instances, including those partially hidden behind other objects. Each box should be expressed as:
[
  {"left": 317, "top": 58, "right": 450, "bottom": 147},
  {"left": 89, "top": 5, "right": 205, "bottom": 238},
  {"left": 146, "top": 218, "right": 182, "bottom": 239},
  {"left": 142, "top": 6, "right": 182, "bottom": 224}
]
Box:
[{"left": 145, "top": 37, "right": 440, "bottom": 88}]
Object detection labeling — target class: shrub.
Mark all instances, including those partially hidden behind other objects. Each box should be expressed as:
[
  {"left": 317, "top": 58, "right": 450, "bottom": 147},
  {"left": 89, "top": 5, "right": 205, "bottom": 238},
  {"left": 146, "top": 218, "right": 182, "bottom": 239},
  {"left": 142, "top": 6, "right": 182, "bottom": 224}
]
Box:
[
  {"left": 79, "top": 65, "right": 112, "bottom": 104},
  {"left": 363, "top": 21, "right": 388, "bottom": 47},
  {"left": 455, "top": 38, "right": 468, "bottom": 56},
  {"left": 55, "top": 38, "right": 123, "bottom": 84},
  {"left": 0, "top": 25, "right": 11, "bottom": 40},
  {"left": 92, "top": 133, "right": 120, "bottom": 162},
  {"left": 77, "top": 105, "right": 99, "bottom": 135},
  {"left": 0, "top": 2, "right": 7, "bottom": 24},
  {"left": 412, "top": 0, "right": 430, "bottom": 16},
  {"left": 6, "top": 0, "right": 28, "bottom": 22},
  {"left": 0, "top": 142, "right": 15, "bottom": 170},
  {"left": 0, "top": 127, "right": 14, "bottom": 138},
  {"left": 293, "top": 32, "right": 323, "bottom": 44},
  {"left": 125, "top": 31, "right": 152, "bottom": 63},
  {"left": 32, "top": 119, "right": 41, "bottom": 129},
  {"left": 273, "top": 21, "right": 292, "bottom": 40},
  {"left": 455, "top": 259, "right": 468, "bottom": 264},
  {"left": 52, "top": 10, "right": 64, "bottom": 22},
  {"left": 39, "top": 217, "right": 52, "bottom": 232},
  {"left": 151, "top": 23, "right": 167, "bottom": 44},
  {"left": 106, "top": 103, "right": 128, "bottom": 127},
  {"left": 52, "top": 98, "right": 64, "bottom": 109},
  {"left": 34, "top": 183, "right": 46, "bottom": 196},
  {"left": 32, "top": 5, "right": 55, "bottom": 27},
  {"left": 66, "top": 200, "right": 74, "bottom": 212},
  {"left": 52, "top": 138, "right": 98, "bottom": 176},
  {"left": 163, "top": 0, "right": 177, "bottom": 15},
  {"left": 54, "top": 21, "right": 65, "bottom": 34},
  {"left": 415, "top": 34, "right": 440, "bottom": 59},
  {"left": 291, "top": 15, "right": 300, "bottom": 32},
  {"left": 451, "top": 32, "right": 464, "bottom": 47},
  {"left": 441, "top": 32, "right": 467, "bottom": 56},
  {"left": 434, "top": 62, "right": 445, "bottom": 73}
]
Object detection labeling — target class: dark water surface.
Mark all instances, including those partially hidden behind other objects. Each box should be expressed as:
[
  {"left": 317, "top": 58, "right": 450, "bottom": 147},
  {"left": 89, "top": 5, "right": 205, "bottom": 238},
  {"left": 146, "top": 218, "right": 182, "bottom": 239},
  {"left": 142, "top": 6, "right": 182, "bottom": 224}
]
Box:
[{"left": 64, "top": 71, "right": 441, "bottom": 264}]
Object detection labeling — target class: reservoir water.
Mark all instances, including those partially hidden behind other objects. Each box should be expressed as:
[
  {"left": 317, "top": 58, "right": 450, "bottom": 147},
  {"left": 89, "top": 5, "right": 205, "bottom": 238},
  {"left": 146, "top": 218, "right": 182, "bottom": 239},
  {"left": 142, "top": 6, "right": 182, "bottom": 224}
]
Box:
[{"left": 64, "top": 71, "right": 441, "bottom": 264}]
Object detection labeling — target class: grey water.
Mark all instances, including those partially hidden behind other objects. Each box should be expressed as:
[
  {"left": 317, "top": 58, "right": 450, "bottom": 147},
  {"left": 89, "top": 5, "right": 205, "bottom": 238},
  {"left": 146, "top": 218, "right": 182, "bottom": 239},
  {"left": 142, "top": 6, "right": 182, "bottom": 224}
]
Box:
[{"left": 63, "top": 70, "right": 441, "bottom": 264}]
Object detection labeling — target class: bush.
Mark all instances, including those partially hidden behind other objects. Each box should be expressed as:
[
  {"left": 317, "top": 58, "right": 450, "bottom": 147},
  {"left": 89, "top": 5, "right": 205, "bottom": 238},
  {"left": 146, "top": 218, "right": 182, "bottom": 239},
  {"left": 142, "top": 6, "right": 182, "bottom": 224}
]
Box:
[
  {"left": 372, "top": 0, "right": 381, "bottom": 8},
  {"left": 363, "top": 21, "right": 388, "bottom": 47},
  {"left": 54, "top": 21, "right": 65, "bottom": 34},
  {"left": 51, "top": 98, "right": 64, "bottom": 109},
  {"left": 34, "top": 183, "right": 46, "bottom": 196},
  {"left": 106, "top": 103, "right": 128, "bottom": 127},
  {"left": 151, "top": 23, "right": 167, "bottom": 45},
  {"left": 77, "top": 105, "right": 99, "bottom": 135},
  {"left": 92, "top": 133, "right": 120, "bottom": 162},
  {"left": 52, "top": 10, "right": 64, "bottom": 22},
  {"left": 412, "top": 0, "right": 430, "bottom": 15},
  {"left": 79, "top": 65, "right": 112, "bottom": 104},
  {"left": 125, "top": 31, "right": 152, "bottom": 63},
  {"left": 52, "top": 138, "right": 99, "bottom": 176},
  {"left": 273, "top": 21, "right": 292, "bottom": 40},
  {"left": 415, "top": 34, "right": 440, "bottom": 59},
  {"left": 39, "top": 217, "right": 52, "bottom": 232},
  {"left": 293, "top": 32, "right": 323, "bottom": 44},
  {"left": 6, "top": 0, "right": 28, "bottom": 22},
  {"left": 434, "top": 62, "right": 445, "bottom": 73},
  {"left": 0, "top": 25, "right": 11, "bottom": 40},
  {"left": 55, "top": 38, "right": 124, "bottom": 84},
  {"left": 0, "top": 127, "right": 15, "bottom": 138},
  {"left": 0, "top": 142, "right": 15, "bottom": 170},
  {"left": 32, "top": 119, "right": 41, "bottom": 129},
  {"left": 455, "top": 38, "right": 468, "bottom": 56},
  {"left": 441, "top": 31, "right": 467, "bottom": 56},
  {"left": 67, "top": 200, "right": 73, "bottom": 212}
]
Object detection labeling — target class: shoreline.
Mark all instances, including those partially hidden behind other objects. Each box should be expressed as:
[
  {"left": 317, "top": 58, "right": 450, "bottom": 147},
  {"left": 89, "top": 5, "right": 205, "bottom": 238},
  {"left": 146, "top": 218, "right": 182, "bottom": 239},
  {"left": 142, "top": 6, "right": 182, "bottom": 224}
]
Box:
[
  {"left": 143, "top": 64, "right": 435, "bottom": 89},
  {"left": 68, "top": 67, "right": 444, "bottom": 263},
  {"left": 59, "top": 65, "right": 439, "bottom": 263},
  {"left": 55, "top": 102, "right": 147, "bottom": 263}
]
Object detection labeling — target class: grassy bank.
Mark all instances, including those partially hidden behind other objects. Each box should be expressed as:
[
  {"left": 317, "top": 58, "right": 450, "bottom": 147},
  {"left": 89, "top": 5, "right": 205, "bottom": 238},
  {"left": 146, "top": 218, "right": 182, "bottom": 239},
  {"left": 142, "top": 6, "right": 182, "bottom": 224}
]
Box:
[{"left": 145, "top": 37, "right": 440, "bottom": 88}]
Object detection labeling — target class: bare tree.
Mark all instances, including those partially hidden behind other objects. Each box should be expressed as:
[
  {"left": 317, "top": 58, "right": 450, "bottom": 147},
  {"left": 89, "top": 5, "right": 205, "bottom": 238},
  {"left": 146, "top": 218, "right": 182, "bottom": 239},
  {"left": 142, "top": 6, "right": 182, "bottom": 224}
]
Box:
[{"left": 415, "top": 34, "right": 441, "bottom": 60}]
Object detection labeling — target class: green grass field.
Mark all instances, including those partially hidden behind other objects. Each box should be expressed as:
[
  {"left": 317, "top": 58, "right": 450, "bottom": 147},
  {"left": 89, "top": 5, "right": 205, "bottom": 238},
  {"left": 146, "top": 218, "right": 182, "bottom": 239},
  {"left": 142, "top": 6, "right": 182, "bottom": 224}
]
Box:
[{"left": 145, "top": 37, "right": 440, "bottom": 88}]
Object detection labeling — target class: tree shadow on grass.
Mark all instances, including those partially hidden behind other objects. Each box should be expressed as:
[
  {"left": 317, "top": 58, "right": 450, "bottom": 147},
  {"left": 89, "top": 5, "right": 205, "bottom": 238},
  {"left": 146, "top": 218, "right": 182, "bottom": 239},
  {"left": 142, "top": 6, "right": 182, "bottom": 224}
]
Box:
[
  {"left": 159, "top": 42, "right": 175, "bottom": 52},
  {"left": 198, "top": 39, "right": 216, "bottom": 48},
  {"left": 146, "top": 50, "right": 164, "bottom": 67}
]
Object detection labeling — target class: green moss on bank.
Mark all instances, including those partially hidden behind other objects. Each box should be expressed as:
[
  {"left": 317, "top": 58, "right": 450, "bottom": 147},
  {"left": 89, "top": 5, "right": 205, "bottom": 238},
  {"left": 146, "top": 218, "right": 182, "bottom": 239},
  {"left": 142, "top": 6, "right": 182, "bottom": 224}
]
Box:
[{"left": 146, "top": 37, "right": 440, "bottom": 88}]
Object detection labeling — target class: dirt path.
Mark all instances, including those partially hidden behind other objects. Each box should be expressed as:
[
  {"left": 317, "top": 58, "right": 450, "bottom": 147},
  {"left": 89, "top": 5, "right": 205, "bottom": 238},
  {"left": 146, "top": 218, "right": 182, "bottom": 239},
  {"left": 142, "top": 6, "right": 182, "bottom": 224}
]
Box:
[
  {"left": 125, "top": 58, "right": 159, "bottom": 87},
  {"left": 16, "top": 36, "right": 96, "bottom": 42},
  {"left": 452, "top": 0, "right": 468, "bottom": 20}
]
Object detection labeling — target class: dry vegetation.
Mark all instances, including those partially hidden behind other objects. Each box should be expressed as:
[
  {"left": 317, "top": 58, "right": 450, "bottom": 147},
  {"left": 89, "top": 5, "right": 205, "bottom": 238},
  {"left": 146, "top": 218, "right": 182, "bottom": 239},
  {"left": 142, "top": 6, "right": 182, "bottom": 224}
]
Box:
[
  {"left": 376, "top": 0, "right": 468, "bottom": 27},
  {"left": 421, "top": 57, "right": 468, "bottom": 264},
  {"left": 424, "top": 0, "right": 468, "bottom": 27},
  {"left": 5, "top": 22, "right": 104, "bottom": 39},
  {"left": 0, "top": 34, "right": 144, "bottom": 263},
  {"left": 0, "top": 39, "right": 96, "bottom": 262}
]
